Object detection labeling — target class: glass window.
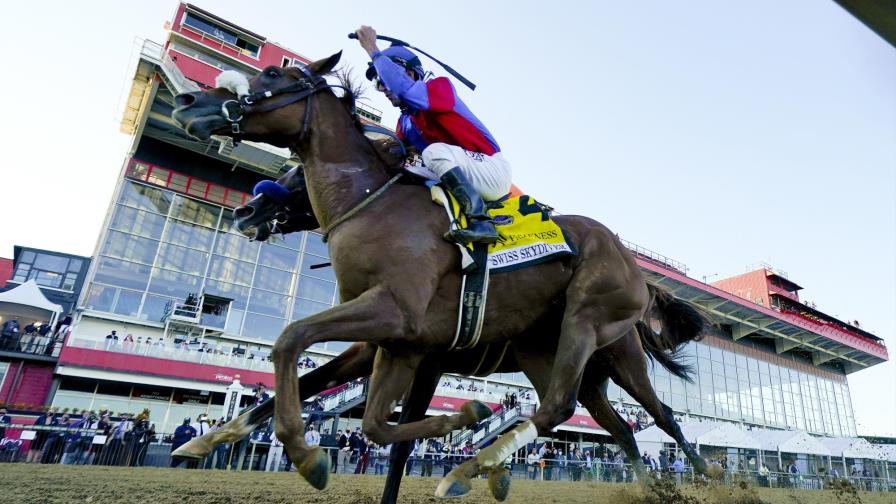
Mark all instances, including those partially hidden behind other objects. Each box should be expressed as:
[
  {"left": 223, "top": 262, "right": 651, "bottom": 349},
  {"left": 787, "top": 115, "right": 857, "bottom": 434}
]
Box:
[
  {"left": 94, "top": 257, "right": 152, "bottom": 291},
  {"left": 20, "top": 250, "right": 36, "bottom": 263},
  {"left": 85, "top": 284, "right": 116, "bottom": 312},
  {"left": 304, "top": 232, "right": 329, "bottom": 257},
  {"left": 247, "top": 289, "right": 289, "bottom": 317},
  {"left": 164, "top": 219, "right": 216, "bottom": 251},
  {"left": 67, "top": 259, "right": 83, "bottom": 273},
  {"left": 215, "top": 232, "right": 260, "bottom": 262},
  {"left": 300, "top": 258, "right": 336, "bottom": 282},
  {"left": 225, "top": 309, "right": 244, "bottom": 335},
  {"left": 142, "top": 294, "right": 174, "bottom": 323},
  {"left": 296, "top": 275, "right": 335, "bottom": 303},
  {"left": 326, "top": 341, "right": 352, "bottom": 352},
  {"left": 259, "top": 243, "right": 299, "bottom": 271},
  {"left": 110, "top": 205, "right": 166, "bottom": 239},
  {"left": 241, "top": 313, "right": 285, "bottom": 341},
  {"left": 34, "top": 270, "right": 63, "bottom": 289},
  {"left": 33, "top": 254, "right": 70, "bottom": 273},
  {"left": 112, "top": 289, "right": 142, "bottom": 317},
  {"left": 12, "top": 263, "right": 30, "bottom": 282},
  {"left": 253, "top": 266, "right": 293, "bottom": 294},
  {"left": 208, "top": 256, "right": 255, "bottom": 287},
  {"left": 62, "top": 273, "right": 78, "bottom": 291},
  {"left": 102, "top": 230, "right": 159, "bottom": 264},
  {"left": 119, "top": 181, "right": 172, "bottom": 214},
  {"left": 293, "top": 298, "right": 330, "bottom": 320},
  {"left": 156, "top": 243, "right": 209, "bottom": 275},
  {"left": 148, "top": 268, "right": 202, "bottom": 299},
  {"left": 170, "top": 195, "right": 221, "bottom": 227},
  {"left": 268, "top": 230, "right": 302, "bottom": 250},
  {"left": 204, "top": 280, "right": 250, "bottom": 310}
]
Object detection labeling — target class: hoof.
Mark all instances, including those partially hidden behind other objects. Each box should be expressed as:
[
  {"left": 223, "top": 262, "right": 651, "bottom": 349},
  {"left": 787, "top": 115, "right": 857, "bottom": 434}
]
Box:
[
  {"left": 487, "top": 467, "right": 512, "bottom": 501},
  {"left": 705, "top": 462, "right": 724, "bottom": 480},
  {"left": 462, "top": 400, "right": 493, "bottom": 424},
  {"left": 435, "top": 475, "right": 472, "bottom": 499},
  {"left": 298, "top": 446, "right": 330, "bottom": 490},
  {"left": 171, "top": 439, "right": 210, "bottom": 460}
]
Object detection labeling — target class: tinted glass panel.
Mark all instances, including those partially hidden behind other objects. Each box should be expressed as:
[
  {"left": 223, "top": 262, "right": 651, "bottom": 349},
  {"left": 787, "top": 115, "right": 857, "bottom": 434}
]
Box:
[
  {"left": 156, "top": 243, "right": 209, "bottom": 275},
  {"left": 102, "top": 231, "right": 159, "bottom": 264},
  {"left": 33, "top": 254, "right": 70, "bottom": 273},
  {"left": 148, "top": 268, "right": 202, "bottom": 299},
  {"left": 111, "top": 205, "right": 165, "bottom": 239},
  {"left": 300, "top": 258, "right": 335, "bottom": 282},
  {"left": 164, "top": 219, "right": 216, "bottom": 251},
  {"left": 247, "top": 289, "right": 289, "bottom": 317},
  {"left": 258, "top": 243, "right": 299, "bottom": 271},
  {"left": 214, "top": 232, "right": 259, "bottom": 262},
  {"left": 208, "top": 256, "right": 255, "bottom": 287},
  {"left": 253, "top": 266, "right": 293, "bottom": 294},
  {"left": 304, "top": 233, "right": 328, "bottom": 257},
  {"left": 94, "top": 257, "right": 151, "bottom": 291},
  {"left": 241, "top": 313, "right": 285, "bottom": 341},
  {"left": 296, "top": 276, "right": 335, "bottom": 303},
  {"left": 113, "top": 289, "right": 142, "bottom": 317},
  {"left": 119, "top": 181, "right": 172, "bottom": 214},
  {"left": 142, "top": 294, "right": 174, "bottom": 323},
  {"left": 204, "top": 280, "right": 249, "bottom": 310},
  {"left": 85, "top": 284, "right": 116, "bottom": 312},
  {"left": 293, "top": 298, "right": 330, "bottom": 320},
  {"left": 170, "top": 195, "right": 220, "bottom": 227}
]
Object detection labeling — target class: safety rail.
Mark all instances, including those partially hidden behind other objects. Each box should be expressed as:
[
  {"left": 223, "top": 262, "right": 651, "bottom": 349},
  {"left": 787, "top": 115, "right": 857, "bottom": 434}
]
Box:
[
  {"left": 64, "top": 337, "right": 323, "bottom": 375},
  {"left": 0, "top": 332, "right": 63, "bottom": 359},
  {"left": 452, "top": 403, "right": 535, "bottom": 448},
  {"left": 620, "top": 238, "right": 689, "bottom": 275}
]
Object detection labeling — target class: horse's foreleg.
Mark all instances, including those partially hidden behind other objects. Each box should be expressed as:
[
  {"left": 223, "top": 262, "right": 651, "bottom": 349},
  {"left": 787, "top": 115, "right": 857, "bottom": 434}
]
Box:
[
  {"left": 271, "top": 287, "right": 406, "bottom": 491},
  {"left": 381, "top": 355, "right": 443, "bottom": 504},
  {"left": 172, "top": 342, "right": 376, "bottom": 460},
  {"left": 363, "top": 350, "right": 491, "bottom": 446}
]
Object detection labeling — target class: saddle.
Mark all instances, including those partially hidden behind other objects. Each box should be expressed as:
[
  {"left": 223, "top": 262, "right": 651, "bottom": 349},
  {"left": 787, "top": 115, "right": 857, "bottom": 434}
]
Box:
[{"left": 431, "top": 185, "right": 576, "bottom": 351}]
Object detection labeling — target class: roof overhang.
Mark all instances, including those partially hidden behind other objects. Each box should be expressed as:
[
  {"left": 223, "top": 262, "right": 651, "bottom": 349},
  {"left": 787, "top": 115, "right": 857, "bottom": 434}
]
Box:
[
  {"left": 637, "top": 259, "right": 888, "bottom": 374},
  {"left": 833, "top": 0, "right": 896, "bottom": 48}
]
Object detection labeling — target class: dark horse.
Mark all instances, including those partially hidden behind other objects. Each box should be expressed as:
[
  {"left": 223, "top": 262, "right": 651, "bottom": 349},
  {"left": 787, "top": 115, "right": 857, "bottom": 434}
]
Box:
[{"left": 171, "top": 53, "right": 718, "bottom": 499}]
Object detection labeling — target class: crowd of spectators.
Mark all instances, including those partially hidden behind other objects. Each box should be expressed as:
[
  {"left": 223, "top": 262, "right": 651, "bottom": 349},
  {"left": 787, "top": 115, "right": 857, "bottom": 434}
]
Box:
[{"left": 0, "top": 313, "right": 72, "bottom": 356}]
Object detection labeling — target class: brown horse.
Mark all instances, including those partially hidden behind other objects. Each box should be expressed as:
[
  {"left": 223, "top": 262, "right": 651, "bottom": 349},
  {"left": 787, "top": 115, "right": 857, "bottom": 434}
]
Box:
[{"left": 171, "top": 53, "right": 714, "bottom": 499}]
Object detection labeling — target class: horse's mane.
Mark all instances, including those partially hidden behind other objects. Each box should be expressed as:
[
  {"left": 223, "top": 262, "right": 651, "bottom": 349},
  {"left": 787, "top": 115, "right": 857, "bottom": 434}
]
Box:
[{"left": 330, "top": 68, "right": 407, "bottom": 174}]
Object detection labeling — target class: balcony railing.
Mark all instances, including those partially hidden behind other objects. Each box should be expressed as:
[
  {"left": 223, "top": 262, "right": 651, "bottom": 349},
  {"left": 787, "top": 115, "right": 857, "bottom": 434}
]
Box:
[
  {"left": 620, "top": 238, "right": 689, "bottom": 275},
  {"left": 0, "top": 332, "right": 63, "bottom": 359},
  {"left": 64, "top": 337, "right": 324, "bottom": 375}
]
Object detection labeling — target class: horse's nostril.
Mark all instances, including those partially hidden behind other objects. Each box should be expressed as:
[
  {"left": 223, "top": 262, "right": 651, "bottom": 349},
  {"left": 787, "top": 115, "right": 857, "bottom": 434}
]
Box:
[
  {"left": 233, "top": 205, "right": 255, "bottom": 220},
  {"left": 175, "top": 93, "right": 197, "bottom": 108}
]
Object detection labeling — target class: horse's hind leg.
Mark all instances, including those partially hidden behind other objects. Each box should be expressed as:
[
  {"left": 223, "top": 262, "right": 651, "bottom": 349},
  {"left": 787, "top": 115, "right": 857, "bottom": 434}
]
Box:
[
  {"left": 362, "top": 349, "right": 492, "bottom": 446},
  {"left": 607, "top": 332, "right": 715, "bottom": 477},
  {"left": 172, "top": 342, "right": 377, "bottom": 461},
  {"left": 578, "top": 359, "right": 651, "bottom": 483}
]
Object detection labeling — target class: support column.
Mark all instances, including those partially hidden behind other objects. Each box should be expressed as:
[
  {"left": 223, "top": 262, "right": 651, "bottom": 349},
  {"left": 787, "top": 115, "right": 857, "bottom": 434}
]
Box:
[{"left": 222, "top": 375, "right": 245, "bottom": 422}]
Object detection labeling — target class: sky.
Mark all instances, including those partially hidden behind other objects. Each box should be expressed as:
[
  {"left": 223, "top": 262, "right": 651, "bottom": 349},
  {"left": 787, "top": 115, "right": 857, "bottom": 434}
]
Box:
[{"left": 0, "top": 1, "right": 893, "bottom": 436}]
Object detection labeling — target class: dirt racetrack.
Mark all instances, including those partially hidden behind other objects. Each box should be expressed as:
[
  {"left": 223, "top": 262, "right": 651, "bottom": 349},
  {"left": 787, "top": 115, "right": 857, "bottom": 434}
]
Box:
[{"left": 2, "top": 465, "right": 894, "bottom": 504}]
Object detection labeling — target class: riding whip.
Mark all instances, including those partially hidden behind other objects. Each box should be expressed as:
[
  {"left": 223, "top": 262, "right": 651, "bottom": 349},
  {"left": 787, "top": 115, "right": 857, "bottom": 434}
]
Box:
[{"left": 348, "top": 33, "right": 477, "bottom": 91}]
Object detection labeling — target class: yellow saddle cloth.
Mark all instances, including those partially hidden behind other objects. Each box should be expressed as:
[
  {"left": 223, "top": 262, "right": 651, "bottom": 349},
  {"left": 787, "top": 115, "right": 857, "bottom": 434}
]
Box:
[{"left": 431, "top": 186, "right": 576, "bottom": 273}]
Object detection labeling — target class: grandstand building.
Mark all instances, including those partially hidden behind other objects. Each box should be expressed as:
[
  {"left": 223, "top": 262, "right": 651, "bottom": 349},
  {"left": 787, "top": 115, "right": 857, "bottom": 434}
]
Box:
[{"left": 46, "top": 3, "right": 888, "bottom": 469}]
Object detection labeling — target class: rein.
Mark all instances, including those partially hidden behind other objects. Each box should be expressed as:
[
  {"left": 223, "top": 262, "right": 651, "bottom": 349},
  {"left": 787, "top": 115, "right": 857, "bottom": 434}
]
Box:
[{"left": 321, "top": 173, "right": 402, "bottom": 243}]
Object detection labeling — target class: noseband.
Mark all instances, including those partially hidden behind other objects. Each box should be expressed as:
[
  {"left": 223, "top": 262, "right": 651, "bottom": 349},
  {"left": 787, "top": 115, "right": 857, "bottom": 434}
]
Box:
[{"left": 221, "top": 73, "right": 352, "bottom": 145}]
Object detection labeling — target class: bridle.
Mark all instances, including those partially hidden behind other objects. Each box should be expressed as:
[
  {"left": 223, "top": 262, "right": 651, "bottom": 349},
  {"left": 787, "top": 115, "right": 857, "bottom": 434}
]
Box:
[
  {"left": 221, "top": 67, "right": 404, "bottom": 242},
  {"left": 220, "top": 71, "right": 352, "bottom": 145}
]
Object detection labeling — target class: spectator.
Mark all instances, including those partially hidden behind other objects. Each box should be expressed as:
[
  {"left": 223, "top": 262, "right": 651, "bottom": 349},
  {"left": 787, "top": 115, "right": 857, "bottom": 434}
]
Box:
[
  {"left": 336, "top": 429, "right": 350, "bottom": 474},
  {"left": 53, "top": 313, "right": 73, "bottom": 338},
  {"left": 440, "top": 445, "right": 455, "bottom": 477},
  {"left": 253, "top": 384, "right": 270, "bottom": 406},
  {"left": 570, "top": 449, "right": 585, "bottom": 481},
  {"left": 672, "top": 457, "right": 685, "bottom": 484},
  {"left": 204, "top": 418, "right": 228, "bottom": 469},
  {"left": 0, "top": 408, "right": 11, "bottom": 440},
  {"left": 421, "top": 439, "right": 436, "bottom": 477},
  {"left": 527, "top": 449, "right": 540, "bottom": 480},
  {"left": 266, "top": 429, "right": 284, "bottom": 472},
  {"left": 304, "top": 424, "right": 320, "bottom": 447},
  {"left": 353, "top": 431, "right": 370, "bottom": 474},
  {"left": 374, "top": 443, "right": 389, "bottom": 475},
  {"left": 123, "top": 334, "right": 135, "bottom": 348},
  {"left": 41, "top": 413, "right": 67, "bottom": 464},
  {"left": 83, "top": 413, "right": 111, "bottom": 465},
  {"left": 1, "top": 318, "right": 20, "bottom": 350},
  {"left": 170, "top": 417, "right": 197, "bottom": 468},
  {"left": 105, "top": 330, "right": 118, "bottom": 343},
  {"left": 543, "top": 446, "right": 555, "bottom": 481}
]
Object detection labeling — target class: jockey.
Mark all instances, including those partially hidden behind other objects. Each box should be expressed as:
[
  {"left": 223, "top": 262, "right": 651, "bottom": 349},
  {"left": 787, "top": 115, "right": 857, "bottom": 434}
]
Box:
[{"left": 355, "top": 25, "right": 511, "bottom": 245}]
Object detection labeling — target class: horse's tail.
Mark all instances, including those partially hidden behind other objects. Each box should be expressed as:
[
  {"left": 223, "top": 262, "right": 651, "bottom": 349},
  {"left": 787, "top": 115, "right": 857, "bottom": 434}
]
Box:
[{"left": 636, "top": 283, "right": 712, "bottom": 383}]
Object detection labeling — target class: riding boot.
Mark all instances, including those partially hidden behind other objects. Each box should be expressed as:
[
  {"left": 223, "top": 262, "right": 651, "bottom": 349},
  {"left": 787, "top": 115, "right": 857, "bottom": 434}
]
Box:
[{"left": 440, "top": 167, "right": 500, "bottom": 245}]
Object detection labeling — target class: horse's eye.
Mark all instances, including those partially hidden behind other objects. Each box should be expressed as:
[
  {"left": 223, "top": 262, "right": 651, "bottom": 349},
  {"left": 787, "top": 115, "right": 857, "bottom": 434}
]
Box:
[{"left": 267, "top": 70, "right": 280, "bottom": 78}]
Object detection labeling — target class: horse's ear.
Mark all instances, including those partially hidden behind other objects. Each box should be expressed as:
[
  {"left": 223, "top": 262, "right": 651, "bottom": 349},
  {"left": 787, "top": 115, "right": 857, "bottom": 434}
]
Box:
[{"left": 307, "top": 51, "right": 342, "bottom": 75}]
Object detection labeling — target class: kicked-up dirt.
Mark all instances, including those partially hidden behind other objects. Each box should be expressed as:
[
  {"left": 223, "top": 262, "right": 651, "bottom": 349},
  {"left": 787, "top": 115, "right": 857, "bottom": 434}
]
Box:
[{"left": 2, "top": 465, "right": 894, "bottom": 504}]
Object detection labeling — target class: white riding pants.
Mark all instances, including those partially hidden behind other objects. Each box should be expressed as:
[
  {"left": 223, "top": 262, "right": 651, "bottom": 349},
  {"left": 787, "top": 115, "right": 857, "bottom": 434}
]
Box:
[{"left": 411, "top": 143, "right": 512, "bottom": 201}]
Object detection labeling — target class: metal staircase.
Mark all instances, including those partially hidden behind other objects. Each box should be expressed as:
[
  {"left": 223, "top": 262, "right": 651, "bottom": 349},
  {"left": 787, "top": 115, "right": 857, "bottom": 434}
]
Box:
[
  {"left": 452, "top": 403, "right": 535, "bottom": 448},
  {"left": 304, "top": 378, "right": 369, "bottom": 415}
]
